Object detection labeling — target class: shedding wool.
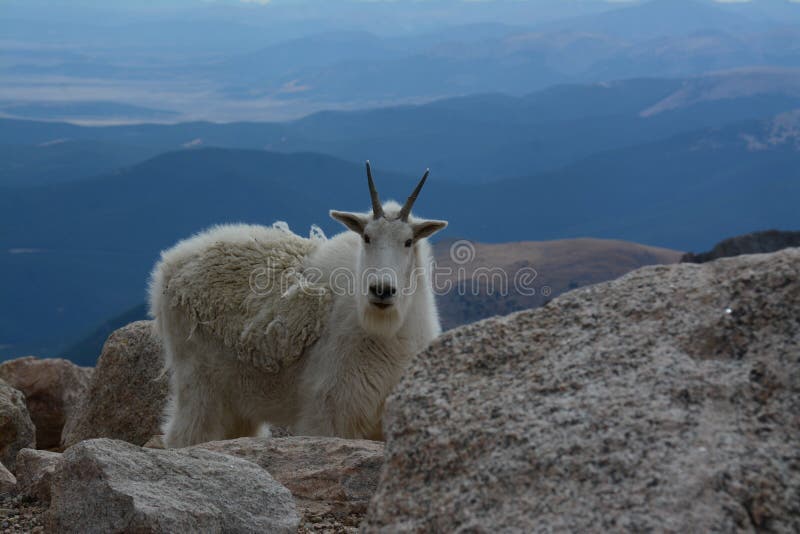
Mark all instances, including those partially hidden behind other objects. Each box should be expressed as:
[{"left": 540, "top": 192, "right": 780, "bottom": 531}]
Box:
[{"left": 154, "top": 224, "right": 332, "bottom": 373}]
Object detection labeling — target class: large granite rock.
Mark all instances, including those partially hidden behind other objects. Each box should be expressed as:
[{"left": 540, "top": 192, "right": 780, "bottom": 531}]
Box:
[
  {"left": 195, "top": 436, "right": 383, "bottom": 526},
  {"left": 61, "top": 321, "right": 168, "bottom": 448},
  {"left": 0, "top": 379, "right": 35, "bottom": 471},
  {"left": 364, "top": 248, "right": 800, "bottom": 532},
  {"left": 0, "top": 357, "right": 93, "bottom": 450},
  {"left": 47, "top": 438, "right": 299, "bottom": 533},
  {"left": 15, "top": 448, "right": 61, "bottom": 503}
]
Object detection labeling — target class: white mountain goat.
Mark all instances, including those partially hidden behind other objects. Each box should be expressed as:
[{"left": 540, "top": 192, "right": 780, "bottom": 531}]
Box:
[{"left": 149, "top": 162, "right": 447, "bottom": 447}]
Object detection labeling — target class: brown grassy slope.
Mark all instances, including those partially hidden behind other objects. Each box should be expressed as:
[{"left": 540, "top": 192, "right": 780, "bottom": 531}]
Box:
[{"left": 433, "top": 238, "right": 682, "bottom": 330}]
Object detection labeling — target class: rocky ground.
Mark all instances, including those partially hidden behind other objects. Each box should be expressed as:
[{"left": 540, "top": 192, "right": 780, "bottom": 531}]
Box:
[
  {"left": 297, "top": 511, "right": 363, "bottom": 533},
  {"left": 0, "top": 495, "right": 46, "bottom": 534},
  {"left": 1, "top": 247, "right": 799, "bottom": 532},
  {"left": 1, "top": 494, "right": 365, "bottom": 534}
]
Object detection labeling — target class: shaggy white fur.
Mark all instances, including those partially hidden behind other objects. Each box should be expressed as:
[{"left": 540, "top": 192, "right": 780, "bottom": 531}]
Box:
[
  {"left": 150, "top": 200, "right": 446, "bottom": 447},
  {"left": 151, "top": 224, "right": 331, "bottom": 374}
]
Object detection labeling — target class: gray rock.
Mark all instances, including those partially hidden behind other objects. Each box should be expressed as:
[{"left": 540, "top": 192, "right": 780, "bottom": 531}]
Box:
[
  {"left": 0, "top": 462, "right": 15, "bottom": 495},
  {"left": 61, "top": 321, "right": 169, "bottom": 448},
  {"left": 0, "top": 357, "right": 93, "bottom": 450},
  {"left": 0, "top": 379, "right": 35, "bottom": 471},
  {"left": 15, "top": 448, "right": 61, "bottom": 503},
  {"left": 47, "top": 438, "right": 299, "bottom": 533},
  {"left": 364, "top": 248, "right": 800, "bottom": 532},
  {"left": 195, "top": 436, "right": 383, "bottom": 522}
]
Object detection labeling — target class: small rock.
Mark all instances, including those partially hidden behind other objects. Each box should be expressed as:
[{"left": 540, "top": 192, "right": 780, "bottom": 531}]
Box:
[
  {"left": 142, "top": 435, "right": 165, "bottom": 449},
  {"left": 47, "top": 438, "right": 299, "bottom": 533},
  {"left": 0, "top": 357, "right": 92, "bottom": 450},
  {"left": 0, "top": 379, "right": 35, "bottom": 471},
  {"left": 0, "top": 463, "right": 15, "bottom": 495},
  {"left": 195, "top": 436, "right": 383, "bottom": 521},
  {"left": 60, "top": 321, "right": 169, "bottom": 448},
  {"left": 14, "top": 449, "right": 61, "bottom": 503}
]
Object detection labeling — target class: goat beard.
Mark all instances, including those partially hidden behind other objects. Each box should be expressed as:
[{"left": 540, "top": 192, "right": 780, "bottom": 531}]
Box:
[{"left": 359, "top": 302, "right": 403, "bottom": 337}]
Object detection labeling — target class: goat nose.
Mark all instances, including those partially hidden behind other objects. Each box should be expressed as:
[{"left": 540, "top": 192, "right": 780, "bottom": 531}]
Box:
[{"left": 369, "top": 283, "right": 397, "bottom": 299}]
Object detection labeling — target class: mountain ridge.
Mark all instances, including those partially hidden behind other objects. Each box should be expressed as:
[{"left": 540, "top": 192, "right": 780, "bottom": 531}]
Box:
[{"left": 2, "top": 72, "right": 798, "bottom": 186}]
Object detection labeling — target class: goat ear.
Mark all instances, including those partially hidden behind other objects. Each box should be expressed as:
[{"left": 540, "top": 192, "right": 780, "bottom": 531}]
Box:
[
  {"left": 330, "top": 210, "right": 367, "bottom": 235},
  {"left": 412, "top": 219, "right": 448, "bottom": 240}
]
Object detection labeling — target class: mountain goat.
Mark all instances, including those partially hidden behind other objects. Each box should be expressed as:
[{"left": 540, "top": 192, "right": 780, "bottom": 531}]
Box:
[{"left": 149, "top": 162, "right": 447, "bottom": 447}]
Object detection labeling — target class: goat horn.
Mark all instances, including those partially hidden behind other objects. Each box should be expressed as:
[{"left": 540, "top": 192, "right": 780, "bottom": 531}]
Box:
[
  {"left": 366, "top": 161, "right": 384, "bottom": 219},
  {"left": 399, "top": 169, "right": 429, "bottom": 221}
]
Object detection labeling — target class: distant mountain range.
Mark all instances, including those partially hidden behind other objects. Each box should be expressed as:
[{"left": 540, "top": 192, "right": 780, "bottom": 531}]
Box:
[
  {"left": 214, "top": 3, "right": 800, "bottom": 106},
  {"left": 2, "top": 0, "right": 799, "bottom": 122},
  {"left": 3, "top": 71, "right": 799, "bottom": 186}
]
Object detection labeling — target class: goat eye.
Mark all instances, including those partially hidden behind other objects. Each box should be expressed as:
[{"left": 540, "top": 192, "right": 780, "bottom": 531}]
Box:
[
  {"left": 404, "top": 239, "right": 413, "bottom": 248},
  {"left": 363, "top": 234, "right": 371, "bottom": 244}
]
